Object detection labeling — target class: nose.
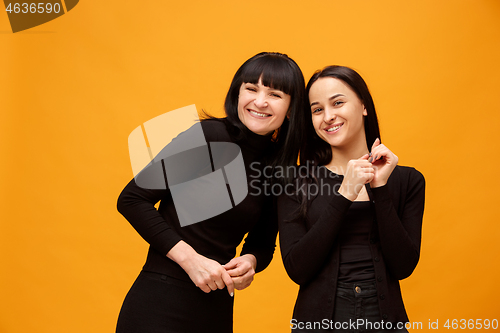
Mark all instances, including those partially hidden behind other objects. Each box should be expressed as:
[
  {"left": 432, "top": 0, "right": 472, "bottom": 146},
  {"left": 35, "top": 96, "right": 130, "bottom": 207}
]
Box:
[
  {"left": 324, "top": 107, "right": 336, "bottom": 123},
  {"left": 254, "top": 92, "right": 268, "bottom": 109}
]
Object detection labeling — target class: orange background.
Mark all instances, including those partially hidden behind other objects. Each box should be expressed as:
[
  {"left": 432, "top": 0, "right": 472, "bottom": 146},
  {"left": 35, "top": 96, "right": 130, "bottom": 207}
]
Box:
[{"left": 1, "top": 1, "right": 499, "bottom": 332}]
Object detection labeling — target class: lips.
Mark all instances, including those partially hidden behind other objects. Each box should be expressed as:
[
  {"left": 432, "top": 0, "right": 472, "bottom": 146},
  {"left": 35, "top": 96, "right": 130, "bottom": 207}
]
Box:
[
  {"left": 325, "top": 123, "right": 343, "bottom": 133},
  {"left": 248, "top": 109, "right": 271, "bottom": 118}
]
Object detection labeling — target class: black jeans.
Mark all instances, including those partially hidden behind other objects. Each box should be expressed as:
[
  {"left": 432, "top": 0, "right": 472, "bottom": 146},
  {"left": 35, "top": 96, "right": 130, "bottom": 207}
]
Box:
[{"left": 332, "top": 280, "right": 407, "bottom": 333}]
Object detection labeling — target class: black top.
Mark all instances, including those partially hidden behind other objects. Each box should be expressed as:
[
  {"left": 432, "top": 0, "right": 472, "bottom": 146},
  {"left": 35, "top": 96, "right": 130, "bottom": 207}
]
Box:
[
  {"left": 117, "top": 119, "right": 279, "bottom": 281},
  {"left": 337, "top": 200, "right": 375, "bottom": 282},
  {"left": 278, "top": 165, "right": 425, "bottom": 327}
]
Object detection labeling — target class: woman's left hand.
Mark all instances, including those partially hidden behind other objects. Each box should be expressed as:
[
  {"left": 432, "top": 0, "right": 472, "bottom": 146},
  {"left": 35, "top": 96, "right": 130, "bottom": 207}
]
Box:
[
  {"left": 223, "top": 254, "right": 257, "bottom": 290},
  {"left": 368, "top": 138, "right": 399, "bottom": 188}
]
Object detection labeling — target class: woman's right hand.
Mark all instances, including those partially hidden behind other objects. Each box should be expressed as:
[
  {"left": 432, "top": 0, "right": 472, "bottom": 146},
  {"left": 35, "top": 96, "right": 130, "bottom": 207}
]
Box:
[
  {"left": 167, "top": 241, "right": 235, "bottom": 296},
  {"left": 338, "top": 154, "right": 374, "bottom": 201}
]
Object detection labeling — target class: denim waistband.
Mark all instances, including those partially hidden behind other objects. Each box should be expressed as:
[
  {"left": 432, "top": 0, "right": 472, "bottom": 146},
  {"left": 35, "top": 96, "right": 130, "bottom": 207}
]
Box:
[
  {"left": 336, "top": 279, "right": 377, "bottom": 298},
  {"left": 337, "top": 279, "right": 376, "bottom": 289}
]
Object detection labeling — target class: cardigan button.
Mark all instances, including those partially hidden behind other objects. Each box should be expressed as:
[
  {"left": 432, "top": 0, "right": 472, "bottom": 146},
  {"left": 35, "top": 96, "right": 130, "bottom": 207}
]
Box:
[
  {"left": 374, "top": 257, "right": 380, "bottom": 262},
  {"left": 370, "top": 238, "right": 377, "bottom": 244},
  {"left": 379, "top": 294, "right": 385, "bottom": 300},
  {"left": 377, "top": 276, "right": 383, "bottom": 282},
  {"left": 328, "top": 297, "right": 332, "bottom": 303},
  {"left": 382, "top": 314, "right": 388, "bottom": 320}
]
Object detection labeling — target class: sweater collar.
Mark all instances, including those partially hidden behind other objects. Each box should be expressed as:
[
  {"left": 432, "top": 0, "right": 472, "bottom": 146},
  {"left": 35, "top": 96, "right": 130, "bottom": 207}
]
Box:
[{"left": 237, "top": 122, "right": 274, "bottom": 155}]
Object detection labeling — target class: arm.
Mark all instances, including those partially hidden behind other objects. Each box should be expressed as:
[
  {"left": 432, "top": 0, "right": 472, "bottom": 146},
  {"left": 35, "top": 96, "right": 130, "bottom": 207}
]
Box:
[
  {"left": 239, "top": 197, "right": 279, "bottom": 273},
  {"left": 368, "top": 139, "right": 425, "bottom": 279},
  {"left": 278, "top": 157, "right": 374, "bottom": 286},
  {"left": 117, "top": 177, "right": 182, "bottom": 256},
  {"left": 371, "top": 169, "right": 426, "bottom": 279},
  {"left": 278, "top": 190, "right": 352, "bottom": 286},
  {"left": 224, "top": 197, "right": 278, "bottom": 290},
  {"left": 117, "top": 176, "right": 235, "bottom": 295},
  {"left": 118, "top": 120, "right": 235, "bottom": 295}
]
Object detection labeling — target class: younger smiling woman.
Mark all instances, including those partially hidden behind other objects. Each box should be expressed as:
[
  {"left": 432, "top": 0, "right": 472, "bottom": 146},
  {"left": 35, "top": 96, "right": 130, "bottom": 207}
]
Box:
[
  {"left": 116, "top": 52, "right": 305, "bottom": 333},
  {"left": 278, "top": 66, "right": 425, "bottom": 332}
]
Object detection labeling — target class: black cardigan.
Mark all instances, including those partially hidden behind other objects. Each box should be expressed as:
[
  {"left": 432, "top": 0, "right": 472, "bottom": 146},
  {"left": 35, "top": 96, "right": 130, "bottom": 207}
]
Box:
[
  {"left": 117, "top": 119, "right": 279, "bottom": 281},
  {"left": 277, "top": 165, "right": 425, "bottom": 328}
]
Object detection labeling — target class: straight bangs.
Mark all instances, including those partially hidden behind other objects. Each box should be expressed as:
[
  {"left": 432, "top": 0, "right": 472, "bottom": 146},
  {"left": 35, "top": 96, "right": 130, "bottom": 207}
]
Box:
[{"left": 239, "top": 56, "right": 296, "bottom": 95}]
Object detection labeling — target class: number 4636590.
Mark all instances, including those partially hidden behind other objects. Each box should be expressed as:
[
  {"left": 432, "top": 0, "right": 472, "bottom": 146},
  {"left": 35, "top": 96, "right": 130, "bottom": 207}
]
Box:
[
  {"left": 444, "top": 319, "right": 498, "bottom": 329},
  {"left": 6, "top": 3, "right": 62, "bottom": 14}
]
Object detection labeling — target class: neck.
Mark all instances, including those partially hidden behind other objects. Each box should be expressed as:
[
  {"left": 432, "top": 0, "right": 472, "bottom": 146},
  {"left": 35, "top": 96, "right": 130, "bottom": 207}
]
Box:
[{"left": 325, "top": 139, "right": 369, "bottom": 175}]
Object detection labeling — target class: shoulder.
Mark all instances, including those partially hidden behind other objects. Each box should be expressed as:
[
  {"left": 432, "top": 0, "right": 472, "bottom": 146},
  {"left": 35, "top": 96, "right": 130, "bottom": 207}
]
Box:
[
  {"left": 389, "top": 165, "right": 426, "bottom": 198},
  {"left": 200, "top": 118, "right": 232, "bottom": 142},
  {"left": 393, "top": 165, "right": 425, "bottom": 184}
]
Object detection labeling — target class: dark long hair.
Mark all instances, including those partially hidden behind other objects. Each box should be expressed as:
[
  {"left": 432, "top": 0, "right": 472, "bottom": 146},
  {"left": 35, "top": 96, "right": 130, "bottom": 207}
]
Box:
[
  {"left": 295, "top": 66, "right": 381, "bottom": 217},
  {"left": 300, "top": 65, "right": 381, "bottom": 166},
  {"left": 205, "top": 52, "right": 306, "bottom": 180}
]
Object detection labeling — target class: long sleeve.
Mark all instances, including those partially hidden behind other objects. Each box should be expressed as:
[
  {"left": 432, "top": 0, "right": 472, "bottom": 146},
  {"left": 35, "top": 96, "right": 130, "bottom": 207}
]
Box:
[
  {"left": 117, "top": 119, "right": 279, "bottom": 279},
  {"left": 278, "top": 189, "right": 352, "bottom": 285},
  {"left": 116, "top": 121, "right": 215, "bottom": 257},
  {"left": 371, "top": 167, "right": 426, "bottom": 279},
  {"left": 117, "top": 177, "right": 183, "bottom": 256},
  {"left": 240, "top": 197, "right": 279, "bottom": 273}
]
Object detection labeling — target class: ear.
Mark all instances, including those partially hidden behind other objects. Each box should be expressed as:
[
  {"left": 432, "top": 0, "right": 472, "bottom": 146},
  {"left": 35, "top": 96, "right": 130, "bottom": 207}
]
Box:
[{"left": 362, "top": 105, "right": 368, "bottom": 116}]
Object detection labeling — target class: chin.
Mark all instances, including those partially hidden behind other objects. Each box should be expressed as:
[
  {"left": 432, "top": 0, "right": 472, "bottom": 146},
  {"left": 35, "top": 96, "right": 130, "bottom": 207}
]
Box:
[
  {"left": 249, "top": 126, "right": 270, "bottom": 135},
  {"left": 246, "top": 121, "right": 272, "bottom": 135}
]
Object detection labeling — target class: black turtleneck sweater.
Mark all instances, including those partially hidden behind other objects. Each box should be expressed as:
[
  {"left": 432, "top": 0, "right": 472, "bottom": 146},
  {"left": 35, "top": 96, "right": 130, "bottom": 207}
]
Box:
[{"left": 117, "top": 118, "right": 278, "bottom": 281}]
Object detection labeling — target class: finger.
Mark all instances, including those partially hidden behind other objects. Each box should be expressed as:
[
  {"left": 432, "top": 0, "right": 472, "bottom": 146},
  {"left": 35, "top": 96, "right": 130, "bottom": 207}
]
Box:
[
  {"left": 371, "top": 138, "right": 381, "bottom": 153},
  {"left": 359, "top": 153, "right": 370, "bottom": 160},
  {"left": 370, "top": 147, "right": 389, "bottom": 163},
  {"left": 223, "top": 258, "right": 238, "bottom": 270},
  {"left": 226, "top": 264, "right": 250, "bottom": 277},
  {"left": 233, "top": 275, "right": 253, "bottom": 290},
  {"left": 199, "top": 285, "right": 211, "bottom": 293},
  {"left": 232, "top": 276, "right": 242, "bottom": 290},
  {"left": 360, "top": 166, "right": 374, "bottom": 173},
  {"left": 374, "top": 148, "right": 390, "bottom": 161},
  {"left": 207, "top": 280, "right": 218, "bottom": 291},
  {"left": 200, "top": 281, "right": 215, "bottom": 292},
  {"left": 214, "top": 276, "right": 226, "bottom": 290},
  {"left": 355, "top": 163, "right": 373, "bottom": 172},
  {"left": 371, "top": 143, "right": 388, "bottom": 155},
  {"left": 194, "top": 280, "right": 212, "bottom": 293},
  {"left": 221, "top": 270, "right": 235, "bottom": 297}
]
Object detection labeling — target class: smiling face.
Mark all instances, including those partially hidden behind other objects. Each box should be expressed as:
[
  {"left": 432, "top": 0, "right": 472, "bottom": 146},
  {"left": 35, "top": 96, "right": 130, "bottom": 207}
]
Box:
[
  {"left": 309, "top": 77, "right": 367, "bottom": 149},
  {"left": 237, "top": 77, "right": 291, "bottom": 135}
]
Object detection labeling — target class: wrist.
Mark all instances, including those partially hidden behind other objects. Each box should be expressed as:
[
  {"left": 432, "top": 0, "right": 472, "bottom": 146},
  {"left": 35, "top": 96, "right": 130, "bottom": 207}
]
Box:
[
  {"left": 338, "top": 184, "right": 356, "bottom": 201},
  {"left": 167, "top": 241, "right": 198, "bottom": 267}
]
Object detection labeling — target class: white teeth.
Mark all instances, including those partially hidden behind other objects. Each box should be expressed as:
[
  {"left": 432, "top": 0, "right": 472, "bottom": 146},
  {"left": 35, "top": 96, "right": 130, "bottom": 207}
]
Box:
[
  {"left": 250, "top": 110, "right": 270, "bottom": 117},
  {"left": 327, "top": 124, "right": 342, "bottom": 132}
]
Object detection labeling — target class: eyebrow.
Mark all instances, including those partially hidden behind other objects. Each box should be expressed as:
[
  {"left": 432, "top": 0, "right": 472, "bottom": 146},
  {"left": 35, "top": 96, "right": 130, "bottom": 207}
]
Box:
[{"left": 310, "top": 93, "right": 345, "bottom": 107}]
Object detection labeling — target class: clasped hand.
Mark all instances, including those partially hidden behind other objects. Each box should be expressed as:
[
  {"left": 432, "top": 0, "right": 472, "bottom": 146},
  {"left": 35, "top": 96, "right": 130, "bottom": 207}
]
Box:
[
  {"left": 181, "top": 251, "right": 256, "bottom": 296},
  {"left": 169, "top": 242, "right": 257, "bottom": 297},
  {"left": 339, "top": 138, "right": 398, "bottom": 201}
]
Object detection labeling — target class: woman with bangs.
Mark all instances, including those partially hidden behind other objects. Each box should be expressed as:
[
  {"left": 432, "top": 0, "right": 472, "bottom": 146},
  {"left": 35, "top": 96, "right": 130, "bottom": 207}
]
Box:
[
  {"left": 278, "top": 66, "right": 425, "bottom": 332},
  {"left": 116, "top": 52, "right": 306, "bottom": 333}
]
